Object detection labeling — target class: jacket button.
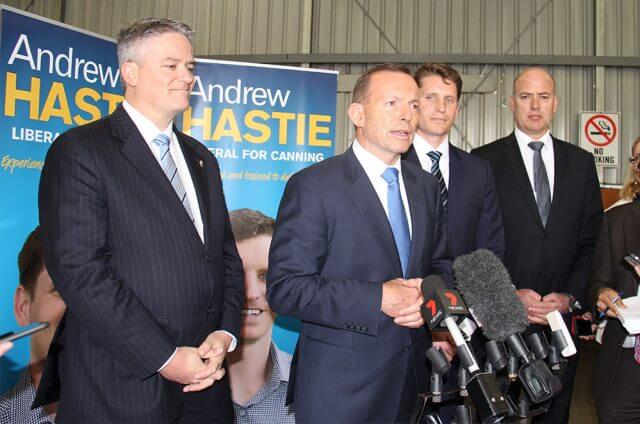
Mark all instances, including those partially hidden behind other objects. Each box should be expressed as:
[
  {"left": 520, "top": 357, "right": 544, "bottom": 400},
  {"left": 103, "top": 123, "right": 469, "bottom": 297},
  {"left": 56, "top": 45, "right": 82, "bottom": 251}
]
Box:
[
  {"left": 207, "top": 307, "right": 213, "bottom": 313},
  {"left": 343, "top": 324, "right": 348, "bottom": 330},
  {"left": 541, "top": 231, "right": 548, "bottom": 239},
  {"left": 362, "top": 326, "right": 368, "bottom": 332},
  {"left": 355, "top": 325, "right": 361, "bottom": 332},
  {"left": 205, "top": 255, "right": 212, "bottom": 262}
]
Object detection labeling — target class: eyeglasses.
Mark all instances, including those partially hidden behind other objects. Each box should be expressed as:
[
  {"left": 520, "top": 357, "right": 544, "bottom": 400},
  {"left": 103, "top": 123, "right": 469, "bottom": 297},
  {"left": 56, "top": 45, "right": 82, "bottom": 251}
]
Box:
[{"left": 629, "top": 155, "right": 640, "bottom": 164}]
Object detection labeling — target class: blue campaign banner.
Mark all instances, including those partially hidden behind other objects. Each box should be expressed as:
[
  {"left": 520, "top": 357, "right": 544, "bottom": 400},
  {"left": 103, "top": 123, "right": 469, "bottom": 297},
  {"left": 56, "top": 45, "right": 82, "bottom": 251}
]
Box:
[
  {"left": 0, "top": 6, "right": 122, "bottom": 392},
  {"left": 176, "top": 59, "right": 338, "bottom": 353}
]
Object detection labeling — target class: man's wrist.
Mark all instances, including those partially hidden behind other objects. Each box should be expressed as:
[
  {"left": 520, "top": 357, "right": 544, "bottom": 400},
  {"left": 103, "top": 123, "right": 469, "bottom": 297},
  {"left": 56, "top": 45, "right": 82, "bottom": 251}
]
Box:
[{"left": 561, "top": 292, "right": 580, "bottom": 313}]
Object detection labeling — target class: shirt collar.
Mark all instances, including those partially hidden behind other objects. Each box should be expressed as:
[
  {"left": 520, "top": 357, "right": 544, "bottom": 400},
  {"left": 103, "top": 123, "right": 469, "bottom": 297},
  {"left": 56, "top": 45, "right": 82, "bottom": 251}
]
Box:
[
  {"left": 352, "top": 138, "right": 402, "bottom": 178},
  {"left": 413, "top": 133, "right": 449, "bottom": 161},
  {"left": 122, "top": 100, "right": 173, "bottom": 143},
  {"left": 514, "top": 126, "right": 552, "bottom": 149}
]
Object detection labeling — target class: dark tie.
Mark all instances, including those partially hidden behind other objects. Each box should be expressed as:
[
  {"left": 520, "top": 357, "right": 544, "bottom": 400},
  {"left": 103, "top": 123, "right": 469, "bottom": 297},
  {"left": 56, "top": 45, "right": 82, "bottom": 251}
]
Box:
[
  {"left": 381, "top": 167, "right": 411, "bottom": 277},
  {"left": 427, "top": 151, "right": 448, "bottom": 213},
  {"left": 528, "top": 141, "right": 551, "bottom": 226},
  {"left": 152, "top": 133, "right": 195, "bottom": 223}
]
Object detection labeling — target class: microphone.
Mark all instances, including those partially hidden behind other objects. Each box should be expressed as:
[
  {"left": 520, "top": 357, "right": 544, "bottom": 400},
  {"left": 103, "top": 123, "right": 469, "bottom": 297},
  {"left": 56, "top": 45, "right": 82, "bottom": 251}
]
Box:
[
  {"left": 454, "top": 249, "right": 562, "bottom": 404},
  {"left": 421, "top": 275, "right": 510, "bottom": 423}
]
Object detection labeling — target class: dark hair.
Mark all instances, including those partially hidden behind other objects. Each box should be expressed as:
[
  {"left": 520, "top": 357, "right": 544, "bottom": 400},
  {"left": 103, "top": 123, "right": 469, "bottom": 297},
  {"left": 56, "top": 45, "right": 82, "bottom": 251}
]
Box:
[
  {"left": 229, "top": 209, "right": 275, "bottom": 242},
  {"left": 414, "top": 63, "right": 463, "bottom": 99},
  {"left": 18, "top": 227, "right": 44, "bottom": 299},
  {"left": 352, "top": 63, "right": 413, "bottom": 103}
]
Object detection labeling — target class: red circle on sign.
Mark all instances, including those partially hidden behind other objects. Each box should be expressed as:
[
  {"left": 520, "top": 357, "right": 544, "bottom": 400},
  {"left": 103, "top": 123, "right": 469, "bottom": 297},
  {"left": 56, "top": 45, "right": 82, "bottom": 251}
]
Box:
[{"left": 584, "top": 114, "right": 617, "bottom": 147}]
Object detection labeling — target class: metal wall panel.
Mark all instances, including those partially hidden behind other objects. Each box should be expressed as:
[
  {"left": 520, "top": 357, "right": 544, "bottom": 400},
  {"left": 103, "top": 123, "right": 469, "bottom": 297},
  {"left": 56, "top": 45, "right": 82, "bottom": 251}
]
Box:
[
  {"left": 2, "top": 0, "right": 62, "bottom": 20},
  {"left": 63, "top": 0, "right": 305, "bottom": 55}
]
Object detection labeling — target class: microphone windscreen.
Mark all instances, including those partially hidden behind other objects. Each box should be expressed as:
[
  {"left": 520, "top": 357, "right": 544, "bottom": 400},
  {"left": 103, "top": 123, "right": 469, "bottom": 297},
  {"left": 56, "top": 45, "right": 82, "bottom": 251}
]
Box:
[
  {"left": 420, "top": 274, "right": 448, "bottom": 298},
  {"left": 453, "top": 249, "right": 528, "bottom": 341}
]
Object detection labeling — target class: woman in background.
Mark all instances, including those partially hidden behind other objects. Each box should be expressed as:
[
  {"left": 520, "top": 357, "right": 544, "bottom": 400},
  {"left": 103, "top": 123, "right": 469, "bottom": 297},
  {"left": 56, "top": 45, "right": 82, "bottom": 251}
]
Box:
[{"left": 608, "top": 136, "right": 640, "bottom": 210}]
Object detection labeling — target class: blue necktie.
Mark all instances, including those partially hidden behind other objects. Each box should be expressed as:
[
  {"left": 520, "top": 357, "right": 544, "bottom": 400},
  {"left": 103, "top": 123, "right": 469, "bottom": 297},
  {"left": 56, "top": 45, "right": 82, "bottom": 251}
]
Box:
[
  {"left": 382, "top": 167, "right": 411, "bottom": 277},
  {"left": 528, "top": 141, "right": 551, "bottom": 227},
  {"left": 427, "top": 151, "right": 448, "bottom": 214},
  {"left": 152, "top": 133, "right": 194, "bottom": 222}
]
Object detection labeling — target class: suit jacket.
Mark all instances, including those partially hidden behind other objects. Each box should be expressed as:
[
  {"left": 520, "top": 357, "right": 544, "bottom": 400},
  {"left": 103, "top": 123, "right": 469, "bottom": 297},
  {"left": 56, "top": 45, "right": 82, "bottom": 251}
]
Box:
[
  {"left": 36, "top": 105, "right": 243, "bottom": 422},
  {"left": 588, "top": 201, "right": 640, "bottom": 397},
  {"left": 472, "top": 133, "right": 602, "bottom": 330},
  {"left": 266, "top": 147, "right": 451, "bottom": 423},
  {"left": 403, "top": 143, "right": 505, "bottom": 259}
]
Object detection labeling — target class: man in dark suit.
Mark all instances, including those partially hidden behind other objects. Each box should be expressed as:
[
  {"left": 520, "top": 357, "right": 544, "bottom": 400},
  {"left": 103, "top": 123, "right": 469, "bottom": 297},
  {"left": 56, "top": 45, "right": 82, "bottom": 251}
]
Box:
[
  {"left": 267, "top": 63, "right": 451, "bottom": 423},
  {"left": 37, "top": 19, "right": 243, "bottom": 422},
  {"left": 403, "top": 63, "right": 504, "bottom": 421},
  {"left": 589, "top": 200, "right": 640, "bottom": 423},
  {"left": 472, "top": 66, "right": 603, "bottom": 423}
]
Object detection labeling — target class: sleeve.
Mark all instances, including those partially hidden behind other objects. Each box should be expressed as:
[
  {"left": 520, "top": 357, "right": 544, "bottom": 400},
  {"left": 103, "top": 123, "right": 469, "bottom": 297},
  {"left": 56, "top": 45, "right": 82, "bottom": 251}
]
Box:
[
  {"left": 563, "top": 156, "right": 604, "bottom": 305},
  {"left": 38, "top": 133, "right": 176, "bottom": 380},
  {"left": 475, "top": 161, "right": 506, "bottom": 260},
  {"left": 587, "top": 215, "right": 613, "bottom": 314},
  {"left": 266, "top": 172, "right": 383, "bottom": 336}
]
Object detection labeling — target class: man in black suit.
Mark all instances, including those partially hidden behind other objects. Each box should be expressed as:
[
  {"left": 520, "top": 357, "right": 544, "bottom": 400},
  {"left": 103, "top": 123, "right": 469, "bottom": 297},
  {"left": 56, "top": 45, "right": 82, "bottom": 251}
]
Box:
[
  {"left": 403, "top": 63, "right": 504, "bottom": 421},
  {"left": 267, "top": 63, "right": 451, "bottom": 423},
  {"left": 472, "top": 66, "right": 603, "bottom": 423},
  {"left": 37, "top": 19, "right": 243, "bottom": 422}
]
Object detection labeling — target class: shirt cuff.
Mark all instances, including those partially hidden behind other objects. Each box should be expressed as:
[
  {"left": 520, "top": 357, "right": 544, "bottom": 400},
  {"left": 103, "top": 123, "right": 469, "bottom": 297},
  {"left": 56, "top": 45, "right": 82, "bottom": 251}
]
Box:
[
  {"left": 157, "top": 347, "right": 178, "bottom": 372},
  {"left": 215, "top": 330, "right": 237, "bottom": 352}
]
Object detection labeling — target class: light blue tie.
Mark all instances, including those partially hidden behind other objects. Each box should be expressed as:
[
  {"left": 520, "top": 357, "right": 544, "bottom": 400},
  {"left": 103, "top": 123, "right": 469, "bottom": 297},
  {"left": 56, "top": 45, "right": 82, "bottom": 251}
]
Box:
[
  {"left": 382, "top": 167, "right": 411, "bottom": 277},
  {"left": 152, "top": 133, "right": 194, "bottom": 222},
  {"left": 427, "top": 151, "right": 448, "bottom": 214}
]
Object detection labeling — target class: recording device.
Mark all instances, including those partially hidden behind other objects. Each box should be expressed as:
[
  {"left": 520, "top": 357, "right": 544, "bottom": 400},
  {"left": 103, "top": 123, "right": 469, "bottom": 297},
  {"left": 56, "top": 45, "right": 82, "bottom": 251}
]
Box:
[
  {"left": 624, "top": 252, "right": 640, "bottom": 268},
  {"left": 454, "top": 249, "right": 562, "bottom": 404},
  {"left": 547, "top": 310, "right": 577, "bottom": 357},
  {"left": 421, "top": 275, "right": 510, "bottom": 423},
  {"left": 0, "top": 322, "right": 48, "bottom": 343}
]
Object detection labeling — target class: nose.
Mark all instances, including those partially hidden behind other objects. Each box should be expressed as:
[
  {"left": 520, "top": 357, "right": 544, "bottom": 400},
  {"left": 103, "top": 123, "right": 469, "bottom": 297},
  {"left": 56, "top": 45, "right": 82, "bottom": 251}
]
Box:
[
  {"left": 245, "top": 274, "right": 266, "bottom": 300},
  {"left": 178, "top": 65, "right": 194, "bottom": 84},
  {"left": 531, "top": 95, "right": 540, "bottom": 110},
  {"left": 399, "top": 102, "right": 412, "bottom": 122},
  {"left": 435, "top": 98, "right": 446, "bottom": 113}
]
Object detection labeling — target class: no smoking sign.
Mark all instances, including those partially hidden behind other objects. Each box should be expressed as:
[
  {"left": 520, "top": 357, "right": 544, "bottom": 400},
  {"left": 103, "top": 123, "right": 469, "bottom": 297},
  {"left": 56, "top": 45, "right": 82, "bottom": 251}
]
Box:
[{"left": 580, "top": 112, "right": 620, "bottom": 167}]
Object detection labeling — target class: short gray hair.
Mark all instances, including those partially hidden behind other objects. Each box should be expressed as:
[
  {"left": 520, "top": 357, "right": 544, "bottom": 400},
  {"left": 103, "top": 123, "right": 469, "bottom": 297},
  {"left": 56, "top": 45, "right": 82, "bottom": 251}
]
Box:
[{"left": 116, "top": 18, "right": 195, "bottom": 66}]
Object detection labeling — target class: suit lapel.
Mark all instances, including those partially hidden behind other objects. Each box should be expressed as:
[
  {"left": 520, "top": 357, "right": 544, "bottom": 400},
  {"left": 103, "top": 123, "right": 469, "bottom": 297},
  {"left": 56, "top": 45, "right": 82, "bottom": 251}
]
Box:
[
  {"left": 502, "top": 133, "right": 543, "bottom": 228},
  {"left": 625, "top": 202, "right": 640, "bottom": 260},
  {"left": 403, "top": 163, "right": 427, "bottom": 277},
  {"left": 111, "top": 106, "right": 202, "bottom": 239},
  {"left": 447, "top": 145, "right": 462, "bottom": 205},
  {"left": 546, "top": 138, "right": 567, "bottom": 229},
  {"left": 177, "top": 131, "right": 211, "bottom": 247},
  {"left": 344, "top": 148, "right": 403, "bottom": 274}
]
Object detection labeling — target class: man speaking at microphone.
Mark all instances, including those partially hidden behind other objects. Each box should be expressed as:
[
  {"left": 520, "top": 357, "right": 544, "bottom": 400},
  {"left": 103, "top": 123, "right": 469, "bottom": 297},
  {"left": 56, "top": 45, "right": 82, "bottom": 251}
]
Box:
[{"left": 267, "top": 63, "right": 451, "bottom": 423}]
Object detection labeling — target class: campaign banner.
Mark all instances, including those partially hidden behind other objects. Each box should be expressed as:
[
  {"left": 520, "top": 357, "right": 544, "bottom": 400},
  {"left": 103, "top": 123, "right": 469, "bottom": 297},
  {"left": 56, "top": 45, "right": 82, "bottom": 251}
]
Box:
[
  {"left": 176, "top": 60, "right": 338, "bottom": 353},
  {"left": 0, "top": 6, "right": 121, "bottom": 392}
]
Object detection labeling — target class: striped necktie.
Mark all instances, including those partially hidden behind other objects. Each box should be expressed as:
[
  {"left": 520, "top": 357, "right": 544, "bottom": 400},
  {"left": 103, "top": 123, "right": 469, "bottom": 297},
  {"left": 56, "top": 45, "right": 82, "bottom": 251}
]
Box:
[
  {"left": 381, "top": 167, "right": 411, "bottom": 277},
  {"left": 427, "top": 151, "right": 448, "bottom": 213},
  {"left": 152, "top": 133, "right": 194, "bottom": 223}
]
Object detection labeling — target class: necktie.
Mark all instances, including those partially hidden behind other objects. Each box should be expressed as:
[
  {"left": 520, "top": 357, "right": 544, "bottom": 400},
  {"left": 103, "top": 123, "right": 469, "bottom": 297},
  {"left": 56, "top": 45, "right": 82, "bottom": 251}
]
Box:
[
  {"left": 635, "top": 335, "right": 640, "bottom": 365},
  {"left": 427, "top": 151, "right": 448, "bottom": 214},
  {"left": 381, "top": 167, "right": 411, "bottom": 277},
  {"left": 152, "top": 133, "right": 194, "bottom": 222},
  {"left": 528, "top": 141, "right": 551, "bottom": 226}
]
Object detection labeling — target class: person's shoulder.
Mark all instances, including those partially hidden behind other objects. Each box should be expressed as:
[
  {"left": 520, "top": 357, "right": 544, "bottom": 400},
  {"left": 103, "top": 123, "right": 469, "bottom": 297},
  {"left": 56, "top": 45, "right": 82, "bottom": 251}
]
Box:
[
  {"left": 450, "top": 145, "right": 491, "bottom": 170},
  {"left": 273, "top": 344, "right": 293, "bottom": 382},
  {"left": 553, "top": 137, "right": 592, "bottom": 160},
  {"left": 471, "top": 135, "right": 512, "bottom": 157}
]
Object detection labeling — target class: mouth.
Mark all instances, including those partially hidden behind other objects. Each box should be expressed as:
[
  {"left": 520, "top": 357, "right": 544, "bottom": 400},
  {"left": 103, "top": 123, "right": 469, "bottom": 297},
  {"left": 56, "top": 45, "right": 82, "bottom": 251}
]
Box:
[
  {"left": 389, "top": 130, "right": 412, "bottom": 139},
  {"left": 241, "top": 308, "right": 264, "bottom": 316}
]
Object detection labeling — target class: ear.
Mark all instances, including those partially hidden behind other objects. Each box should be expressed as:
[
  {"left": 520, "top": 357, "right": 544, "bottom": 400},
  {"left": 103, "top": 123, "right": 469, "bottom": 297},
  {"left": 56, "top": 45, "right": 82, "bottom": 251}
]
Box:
[
  {"left": 552, "top": 95, "right": 559, "bottom": 113},
  {"left": 121, "top": 61, "right": 139, "bottom": 88},
  {"left": 14, "top": 285, "right": 31, "bottom": 326},
  {"left": 508, "top": 95, "right": 515, "bottom": 113},
  {"left": 348, "top": 103, "right": 365, "bottom": 128}
]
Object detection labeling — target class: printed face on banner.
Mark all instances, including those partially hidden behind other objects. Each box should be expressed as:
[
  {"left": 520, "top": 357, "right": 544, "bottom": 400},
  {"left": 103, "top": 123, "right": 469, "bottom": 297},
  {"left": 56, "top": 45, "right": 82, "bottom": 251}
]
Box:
[
  {"left": 124, "top": 32, "right": 195, "bottom": 128},
  {"left": 417, "top": 75, "right": 459, "bottom": 144},
  {"left": 509, "top": 68, "right": 558, "bottom": 140},
  {"left": 236, "top": 235, "right": 276, "bottom": 343},
  {"left": 351, "top": 71, "right": 419, "bottom": 164},
  {"left": 14, "top": 269, "right": 66, "bottom": 362}
]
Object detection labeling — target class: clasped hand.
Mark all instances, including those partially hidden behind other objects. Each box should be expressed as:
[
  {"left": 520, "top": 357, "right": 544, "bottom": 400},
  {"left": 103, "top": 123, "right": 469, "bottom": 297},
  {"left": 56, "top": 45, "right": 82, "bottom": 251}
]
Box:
[
  {"left": 381, "top": 278, "right": 425, "bottom": 328},
  {"left": 160, "top": 332, "right": 231, "bottom": 392}
]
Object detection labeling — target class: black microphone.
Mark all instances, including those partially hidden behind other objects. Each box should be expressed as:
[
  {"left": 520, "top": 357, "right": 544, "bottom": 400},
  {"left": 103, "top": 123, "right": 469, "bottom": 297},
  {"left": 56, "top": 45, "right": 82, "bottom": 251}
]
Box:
[
  {"left": 421, "top": 275, "right": 510, "bottom": 423},
  {"left": 454, "top": 249, "right": 562, "bottom": 404}
]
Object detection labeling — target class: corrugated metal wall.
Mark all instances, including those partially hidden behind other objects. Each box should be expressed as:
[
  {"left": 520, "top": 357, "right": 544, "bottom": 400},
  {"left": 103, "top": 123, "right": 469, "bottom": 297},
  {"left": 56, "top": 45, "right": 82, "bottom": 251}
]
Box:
[{"left": 10, "top": 0, "right": 640, "bottom": 184}]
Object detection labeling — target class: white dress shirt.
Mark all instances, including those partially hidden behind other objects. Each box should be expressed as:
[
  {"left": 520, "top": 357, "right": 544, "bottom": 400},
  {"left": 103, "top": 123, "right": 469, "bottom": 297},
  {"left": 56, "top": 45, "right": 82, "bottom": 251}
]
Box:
[
  {"left": 352, "top": 139, "right": 412, "bottom": 236},
  {"left": 412, "top": 133, "right": 450, "bottom": 188},
  {"left": 121, "top": 102, "right": 236, "bottom": 370},
  {"left": 122, "top": 101, "right": 204, "bottom": 241},
  {"left": 514, "top": 127, "right": 555, "bottom": 201}
]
